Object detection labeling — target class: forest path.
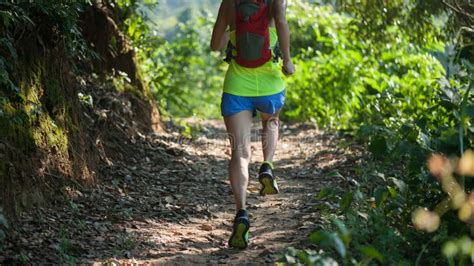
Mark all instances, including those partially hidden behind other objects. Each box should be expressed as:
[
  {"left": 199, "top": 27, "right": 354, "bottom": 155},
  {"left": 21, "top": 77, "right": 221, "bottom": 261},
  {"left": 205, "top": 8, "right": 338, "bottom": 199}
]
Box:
[{"left": 2, "top": 119, "right": 357, "bottom": 265}]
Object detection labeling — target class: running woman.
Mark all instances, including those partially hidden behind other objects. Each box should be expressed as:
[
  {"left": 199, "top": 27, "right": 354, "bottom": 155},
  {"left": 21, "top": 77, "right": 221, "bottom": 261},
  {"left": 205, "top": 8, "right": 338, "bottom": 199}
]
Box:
[{"left": 211, "top": 0, "right": 295, "bottom": 249}]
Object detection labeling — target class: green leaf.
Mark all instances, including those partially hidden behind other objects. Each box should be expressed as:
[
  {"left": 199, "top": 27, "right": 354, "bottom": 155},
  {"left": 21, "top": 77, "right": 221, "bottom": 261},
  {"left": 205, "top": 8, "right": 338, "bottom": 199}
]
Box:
[
  {"left": 439, "top": 98, "right": 458, "bottom": 110},
  {"left": 339, "top": 191, "right": 353, "bottom": 212},
  {"left": 418, "top": 131, "right": 431, "bottom": 148},
  {"left": 440, "top": 87, "right": 461, "bottom": 107},
  {"left": 284, "top": 254, "right": 296, "bottom": 264},
  {"left": 369, "top": 136, "right": 388, "bottom": 158},
  {"left": 308, "top": 231, "right": 324, "bottom": 243},
  {"left": 385, "top": 201, "right": 403, "bottom": 213},
  {"left": 360, "top": 246, "right": 384, "bottom": 262},
  {"left": 374, "top": 186, "right": 389, "bottom": 207},
  {"left": 316, "top": 187, "right": 334, "bottom": 200},
  {"left": 387, "top": 186, "right": 397, "bottom": 197},
  {"left": 364, "top": 77, "right": 382, "bottom": 94},
  {"left": 326, "top": 171, "right": 346, "bottom": 181},
  {"left": 17, "top": 92, "right": 26, "bottom": 102},
  {"left": 286, "top": 246, "right": 299, "bottom": 256},
  {"left": 464, "top": 104, "right": 474, "bottom": 119},
  {"left": 309, "top": 231, "right": 347, "bottom": 258},
  {"left": 442, "top": 241, "right": 458, "bottom": 258},
  {"left": 390, "top": 178, "right": 407, "bottom": 193},
  {"left": 296, "top": 250, "right": 311, "bottom": 265},
  {"left": 354, "top": 188, "right": 364, "bottom": 201},
  {"left": 331, "top": 219, "right": 351, "bottom": 246}
]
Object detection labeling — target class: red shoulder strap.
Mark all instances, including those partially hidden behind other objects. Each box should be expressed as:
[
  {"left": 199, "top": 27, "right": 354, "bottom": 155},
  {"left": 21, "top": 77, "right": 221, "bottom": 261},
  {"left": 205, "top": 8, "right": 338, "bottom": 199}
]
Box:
[{"left": 235, "top": 0, "right": 269, "bottom": 7}]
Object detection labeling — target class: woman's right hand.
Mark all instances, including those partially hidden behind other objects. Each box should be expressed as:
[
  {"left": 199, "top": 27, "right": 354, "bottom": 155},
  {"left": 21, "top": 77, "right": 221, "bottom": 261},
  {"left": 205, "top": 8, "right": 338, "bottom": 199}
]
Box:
[{"left": 282, "top": 59, "right": 295, "bottom": 76}]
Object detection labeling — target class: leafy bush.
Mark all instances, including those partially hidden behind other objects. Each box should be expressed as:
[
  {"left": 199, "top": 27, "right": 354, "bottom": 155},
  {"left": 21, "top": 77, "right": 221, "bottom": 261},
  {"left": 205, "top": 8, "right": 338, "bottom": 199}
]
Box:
[
  {"left": 284, "top": 1, "right": 446, "bottom": 130},
  {"left": 141, "top": 16, "right": 225, "bottom": 118},
  {"left": 124, "top": 5, "right": 225, "bottom": 118},
  {"left": 279, "top": 1, "right": 473, "bottom": 265}
]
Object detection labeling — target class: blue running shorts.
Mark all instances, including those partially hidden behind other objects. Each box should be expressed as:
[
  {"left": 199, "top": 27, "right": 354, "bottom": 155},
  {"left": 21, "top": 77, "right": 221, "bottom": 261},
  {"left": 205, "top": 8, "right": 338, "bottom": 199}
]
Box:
[{"left": 220, "top": 90, "right": 286, "bottom": 117}]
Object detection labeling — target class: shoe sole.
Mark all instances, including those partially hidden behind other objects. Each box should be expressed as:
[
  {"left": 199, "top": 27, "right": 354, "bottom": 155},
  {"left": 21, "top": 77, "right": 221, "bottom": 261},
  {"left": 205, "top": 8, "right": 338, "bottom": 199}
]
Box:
[
  {"left": 259, "top": 174, "right": 279, "bottom": 195},
  {"left": 228, "top": 218, "right": 249, "bottom": 249}
]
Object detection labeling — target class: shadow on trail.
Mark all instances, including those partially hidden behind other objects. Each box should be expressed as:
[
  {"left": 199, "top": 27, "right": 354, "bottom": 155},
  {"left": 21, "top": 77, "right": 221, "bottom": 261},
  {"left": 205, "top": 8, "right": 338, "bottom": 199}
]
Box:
[{"left": 2, "top": 121, "right": 360, "bottom": 264}]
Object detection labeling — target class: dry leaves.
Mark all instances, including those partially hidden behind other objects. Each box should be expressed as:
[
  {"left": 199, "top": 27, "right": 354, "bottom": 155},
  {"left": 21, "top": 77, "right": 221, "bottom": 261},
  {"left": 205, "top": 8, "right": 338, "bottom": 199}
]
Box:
[{"left": 1, "top": 120, "right": 358, "bottom": 264}]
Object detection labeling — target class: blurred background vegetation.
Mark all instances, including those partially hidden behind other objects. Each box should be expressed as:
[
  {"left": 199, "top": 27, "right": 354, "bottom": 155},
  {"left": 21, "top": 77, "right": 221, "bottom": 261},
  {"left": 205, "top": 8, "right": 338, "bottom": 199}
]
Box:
[{"left": 1, "top": 0, "right": 473, "bottom": 264}]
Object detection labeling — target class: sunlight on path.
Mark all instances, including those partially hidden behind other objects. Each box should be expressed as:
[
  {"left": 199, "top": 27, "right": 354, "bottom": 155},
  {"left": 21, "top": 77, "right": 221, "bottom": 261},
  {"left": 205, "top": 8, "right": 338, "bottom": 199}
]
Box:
[
  {"left": 114, "top": 120, "right": 345, "bottom": 265},
  {"left": 2, "top": 120, "right": 352, "bottom": 265}
]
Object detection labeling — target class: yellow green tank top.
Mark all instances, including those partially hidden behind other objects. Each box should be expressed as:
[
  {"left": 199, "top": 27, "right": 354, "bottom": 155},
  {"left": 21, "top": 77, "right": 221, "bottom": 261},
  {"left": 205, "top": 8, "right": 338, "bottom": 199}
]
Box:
[{"left": 223, "top": 27, "right": 285, "bottom": 97}]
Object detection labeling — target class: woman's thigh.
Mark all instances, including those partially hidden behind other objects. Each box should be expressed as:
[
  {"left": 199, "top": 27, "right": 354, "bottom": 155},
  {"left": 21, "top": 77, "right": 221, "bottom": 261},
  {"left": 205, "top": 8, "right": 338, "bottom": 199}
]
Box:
[
  {"left": 224, "top": 110, "right": 253, "bottom": 154},
  {"left": 260, "top": 110, "right": 281, "bottom": 121}
]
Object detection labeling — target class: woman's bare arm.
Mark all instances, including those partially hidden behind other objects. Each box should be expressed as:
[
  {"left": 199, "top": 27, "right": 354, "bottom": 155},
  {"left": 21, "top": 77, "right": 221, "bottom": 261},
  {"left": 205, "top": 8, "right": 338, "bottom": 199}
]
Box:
[
  {"left": 210, "top": 0, "right": 230, "bottom": 51},
  {"left": 273, "top": 0, "right": 295, "bottom": 75}
]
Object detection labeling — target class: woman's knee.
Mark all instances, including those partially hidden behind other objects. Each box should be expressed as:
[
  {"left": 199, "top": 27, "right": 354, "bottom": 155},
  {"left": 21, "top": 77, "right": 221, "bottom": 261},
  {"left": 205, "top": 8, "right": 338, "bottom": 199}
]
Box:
[
  {"left": 235, "top": 144, "right": 251, "bottom": 159},
  {"left": 262, "top": 116, "right": 280, "bottom": 130},
  {"left": 231, "top": 142, "right": 251, "bottom": 161}
]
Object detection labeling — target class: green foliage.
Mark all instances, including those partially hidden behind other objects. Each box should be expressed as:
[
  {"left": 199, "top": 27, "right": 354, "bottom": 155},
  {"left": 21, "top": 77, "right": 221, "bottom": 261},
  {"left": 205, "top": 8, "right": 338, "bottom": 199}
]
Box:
[
  {"left": 283, "top": 167, "right": 454, "bottom": 264},
  {"left": 276, "top": 1, "right": 473, "bottom": 264},
  {"left": 0, "top": 1, "right": 94, "bottom": 145},
  {"left": 283, "top": 50, "right": 472, "bottom": 266},
  {"left": 126, "top": 7, "right": 225, "bottom": 118},
  {"left": 58, "top": 225, "right": 78, "bottom": 264},
  {"left": 115, "top": 232, "right": 136, "bottom": 252},
  {"left": 283, "top": 52, "right": 472, "bottom": 264},
  {"left": 443, "top": 236, "right": 474, "bottom": 262},
  {"left": 283, "top": 1, "right": 473, "bottom": 156},
  {"left": 284, "top": 1, "right": 446, "bottom": 130},
  {"left": 317, "top": 0, "right": 445, "bottom": 45}
]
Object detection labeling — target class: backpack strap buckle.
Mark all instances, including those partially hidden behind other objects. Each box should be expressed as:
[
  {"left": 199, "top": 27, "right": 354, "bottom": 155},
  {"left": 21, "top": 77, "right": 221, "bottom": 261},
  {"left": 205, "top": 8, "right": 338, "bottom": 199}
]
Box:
[
  {"left": 273, "top": 42, "right": 282, "bottom": 63},
  {"left": 224, "top": 41, "right": 235, "bottom": 64}
]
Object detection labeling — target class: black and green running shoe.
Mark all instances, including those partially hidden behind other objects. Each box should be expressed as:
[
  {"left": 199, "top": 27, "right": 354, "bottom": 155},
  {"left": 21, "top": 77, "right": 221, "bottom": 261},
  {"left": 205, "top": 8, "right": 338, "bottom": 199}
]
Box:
[
  {"left": 228, "top": 209, "right": 250, "bottom": 249},
  {"left": 258, "top": 161, "right": 279, "bottom": 195}
]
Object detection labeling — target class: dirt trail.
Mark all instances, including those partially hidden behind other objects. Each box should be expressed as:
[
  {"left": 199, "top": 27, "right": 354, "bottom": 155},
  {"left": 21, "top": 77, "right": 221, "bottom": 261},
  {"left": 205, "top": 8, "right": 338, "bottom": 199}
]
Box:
[{"left": 2, "top": 120, "right": 356, "bottom": 265}]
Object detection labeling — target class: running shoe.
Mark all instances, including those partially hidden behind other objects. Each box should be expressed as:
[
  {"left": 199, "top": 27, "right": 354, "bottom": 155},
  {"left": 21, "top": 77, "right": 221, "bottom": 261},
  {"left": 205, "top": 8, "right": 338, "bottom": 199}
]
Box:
[
  {"left": 258, "top": 161, "right": 279, "bottom": 195},
  {"left": 228, "top": 209, "right": 250, "bottom": 249}
]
